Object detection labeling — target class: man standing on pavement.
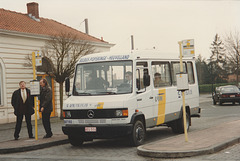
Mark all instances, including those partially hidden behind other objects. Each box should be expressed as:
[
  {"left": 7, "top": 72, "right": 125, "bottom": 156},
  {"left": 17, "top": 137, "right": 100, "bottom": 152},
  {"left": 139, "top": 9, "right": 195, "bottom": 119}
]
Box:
[
  {"left": 39, "top": 78, "right": 53, "bottom": 138},
  {"left": 11, "top": 81, "right": 34, "bottom": 140}
]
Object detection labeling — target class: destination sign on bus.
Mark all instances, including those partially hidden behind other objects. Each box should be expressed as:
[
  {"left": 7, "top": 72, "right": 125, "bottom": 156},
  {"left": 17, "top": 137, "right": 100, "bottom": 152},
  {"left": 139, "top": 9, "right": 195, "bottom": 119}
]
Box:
[{"left": 79, "top": 55, "right": 130, "bottom": 63}]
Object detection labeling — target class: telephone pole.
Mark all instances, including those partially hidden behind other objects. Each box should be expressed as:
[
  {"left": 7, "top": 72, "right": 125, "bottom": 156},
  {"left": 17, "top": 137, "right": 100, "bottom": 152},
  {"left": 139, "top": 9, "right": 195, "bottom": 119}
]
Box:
[
  {"left": 85, "top": 18, "right": 89, "bottom": 35},
  {"left": 131, "top": 35, "right": 134, "bottom": 50}
]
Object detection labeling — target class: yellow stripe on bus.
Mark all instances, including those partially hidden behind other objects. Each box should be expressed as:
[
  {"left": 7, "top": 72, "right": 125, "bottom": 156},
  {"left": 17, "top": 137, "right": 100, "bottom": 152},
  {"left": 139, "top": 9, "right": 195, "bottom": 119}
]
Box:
[
  {"left": 97, "top": 102, "right": 104, "bottom": 109},
  {"left": 157, "top": 89, "right": 166, "bottom": 125}
]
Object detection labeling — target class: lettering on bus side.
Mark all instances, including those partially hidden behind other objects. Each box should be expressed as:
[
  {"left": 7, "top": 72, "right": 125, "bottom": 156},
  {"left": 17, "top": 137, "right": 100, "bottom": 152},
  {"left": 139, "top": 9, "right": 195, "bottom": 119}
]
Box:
[
  {"left": 177, "top": 89, "right": 193, "bottom": 98},
  {"left": 155, "top": 96, "right": 163, "bottom": 102},
  {"left": 65, "top": 103, "right": 89, "bottom": 108}
]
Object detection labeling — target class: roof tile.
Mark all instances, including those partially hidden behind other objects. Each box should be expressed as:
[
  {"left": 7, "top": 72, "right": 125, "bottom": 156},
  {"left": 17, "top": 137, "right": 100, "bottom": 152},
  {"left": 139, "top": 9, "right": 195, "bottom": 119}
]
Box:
[{"left": 0, "top": 8, "right": 107, "bottom": 43}]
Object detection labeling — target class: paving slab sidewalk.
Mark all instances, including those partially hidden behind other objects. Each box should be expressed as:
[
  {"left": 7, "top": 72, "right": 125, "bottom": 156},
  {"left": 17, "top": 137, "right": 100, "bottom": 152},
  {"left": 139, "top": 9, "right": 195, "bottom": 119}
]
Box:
[
  {"left": 137, "top": 120, "right": 240, "bottom": 158},
  {"left": 0, "top": 134, "right": 68, "bottom": 154},
  {"left": 0, "top": 117, "right": 69, "bottom": 154}
]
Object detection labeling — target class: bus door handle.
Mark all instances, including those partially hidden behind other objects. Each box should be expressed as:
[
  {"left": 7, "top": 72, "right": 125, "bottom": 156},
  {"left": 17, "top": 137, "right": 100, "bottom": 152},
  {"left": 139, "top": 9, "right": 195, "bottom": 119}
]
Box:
[
  {"left": 149, "top": 97, "right": 153, "bottom": 99},
  {"left": 137, "top": 99, "right": 142, "bottom": 101}
]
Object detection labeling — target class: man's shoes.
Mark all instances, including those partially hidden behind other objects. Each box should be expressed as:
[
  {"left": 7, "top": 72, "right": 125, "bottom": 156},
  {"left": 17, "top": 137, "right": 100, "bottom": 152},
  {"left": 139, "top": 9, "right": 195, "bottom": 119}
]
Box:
[
  {"left": 14, "top": 137, "right": 19, "bottom": 140},
  {"left": 29, "top": 136, "right": 35, "bottom": 139},
  {"left": 43, "top": 134, "right": 52, "bottom": 138},
  {"left": 43, "top": 135, "right": 51, "bottom": 138}
]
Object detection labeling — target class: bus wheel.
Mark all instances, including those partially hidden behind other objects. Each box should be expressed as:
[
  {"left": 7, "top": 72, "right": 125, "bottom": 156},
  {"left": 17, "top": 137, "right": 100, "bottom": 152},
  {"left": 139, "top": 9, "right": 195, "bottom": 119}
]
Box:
[
  {"left": 171, "top": 112, "right": 190, "bottom": 134},
  {"left": 68, "top": 135, "right": 84, "bottom": 146},
  {"left": 130, "top": 120, "right": 145, "bottom": 146}
]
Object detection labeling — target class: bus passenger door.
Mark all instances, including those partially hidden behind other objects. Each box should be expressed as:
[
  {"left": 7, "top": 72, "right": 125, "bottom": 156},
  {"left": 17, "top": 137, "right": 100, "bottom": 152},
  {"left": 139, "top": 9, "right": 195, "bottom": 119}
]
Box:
[
  {"left": 151, "top": 61, "right": 172, "bottom": 126},
  {"left": 136, "top": 62, "right": 154, "bottom": 127}
]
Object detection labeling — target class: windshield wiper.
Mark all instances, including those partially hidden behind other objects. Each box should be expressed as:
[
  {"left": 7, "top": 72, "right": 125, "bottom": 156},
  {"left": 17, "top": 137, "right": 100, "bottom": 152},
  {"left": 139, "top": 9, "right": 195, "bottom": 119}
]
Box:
[
  {"left": 77, "top": 92, "right": 92, "bottom": 96},
  {"left": 97, "top": 91, "right": 117, "bottom": 95}
]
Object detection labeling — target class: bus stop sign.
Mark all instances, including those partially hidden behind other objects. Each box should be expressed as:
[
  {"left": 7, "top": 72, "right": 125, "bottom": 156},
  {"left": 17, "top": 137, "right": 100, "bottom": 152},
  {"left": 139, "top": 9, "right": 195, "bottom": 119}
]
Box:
[
  {"left": 182, "top": 39, "right": 195, "bottom": 57},
  {"left": 35, "top": 51, "right": 42, "bottom": 66}
]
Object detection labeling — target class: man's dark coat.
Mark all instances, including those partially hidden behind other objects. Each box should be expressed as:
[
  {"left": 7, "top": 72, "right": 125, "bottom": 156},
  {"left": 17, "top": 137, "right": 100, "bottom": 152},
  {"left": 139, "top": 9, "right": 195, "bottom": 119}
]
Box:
[
  {"left": 11, "top": 88, "right": 34, "bottom": 116},
  {"left": 39, "top": 86, "right": 53, "bottom": 113}
]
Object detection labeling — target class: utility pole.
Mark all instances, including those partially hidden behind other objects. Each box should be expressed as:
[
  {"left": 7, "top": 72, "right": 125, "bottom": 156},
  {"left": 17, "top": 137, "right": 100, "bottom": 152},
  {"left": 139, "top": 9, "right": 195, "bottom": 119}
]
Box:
[
  {"left": 85, "top": 18, "right": 89, "bottom": 35},
  {"left": 131, "top": 35, "right": 134, "bottom": 50}
]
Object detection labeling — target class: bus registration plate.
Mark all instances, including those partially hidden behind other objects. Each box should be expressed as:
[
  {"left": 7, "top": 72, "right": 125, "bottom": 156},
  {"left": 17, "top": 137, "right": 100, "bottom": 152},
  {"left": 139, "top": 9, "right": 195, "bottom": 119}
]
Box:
[{"left": 85, "top": 127, "right": 96, "bottom": 132}]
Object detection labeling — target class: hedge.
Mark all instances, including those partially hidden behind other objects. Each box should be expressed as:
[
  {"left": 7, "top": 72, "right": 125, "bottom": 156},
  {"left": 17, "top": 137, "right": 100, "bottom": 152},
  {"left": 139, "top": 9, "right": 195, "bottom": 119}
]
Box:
[{"left": 199, "top": 83, "right": 236, "bottom": 93}]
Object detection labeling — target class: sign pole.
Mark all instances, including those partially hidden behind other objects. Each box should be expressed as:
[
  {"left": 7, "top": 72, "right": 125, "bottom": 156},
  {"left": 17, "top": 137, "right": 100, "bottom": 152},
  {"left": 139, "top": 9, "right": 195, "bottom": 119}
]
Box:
[
  {"left": 32, "top": 52, "right": 38, "bottom": 140},
  {"left": 178, "top": 41, "right": 188, "bottom": 142}
]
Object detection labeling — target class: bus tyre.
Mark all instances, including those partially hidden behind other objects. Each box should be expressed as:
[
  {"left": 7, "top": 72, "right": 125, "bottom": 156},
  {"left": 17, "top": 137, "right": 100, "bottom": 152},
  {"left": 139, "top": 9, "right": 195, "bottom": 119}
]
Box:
[
  {"left": 130, "top": 120, "right": 145, "bottom": 146},
  {"left": 171, "top": 112, "right": 190, "bottom": 134},
  {"left": 68, "top": 135, "right": 84, "bottom": 146}
]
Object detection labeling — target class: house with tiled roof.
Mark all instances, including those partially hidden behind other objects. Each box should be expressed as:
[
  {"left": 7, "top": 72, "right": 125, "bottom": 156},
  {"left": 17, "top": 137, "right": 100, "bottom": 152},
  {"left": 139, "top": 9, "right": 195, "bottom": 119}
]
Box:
[{"left": 0, "top": 2, "right": 113, "bottom": 124}]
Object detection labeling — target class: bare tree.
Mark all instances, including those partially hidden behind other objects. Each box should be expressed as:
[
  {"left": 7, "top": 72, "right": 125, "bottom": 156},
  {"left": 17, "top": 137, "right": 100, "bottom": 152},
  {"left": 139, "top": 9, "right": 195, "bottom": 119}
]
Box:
[
  {"left": 224, "top": 31, "right": 240, "bottom": 85},
  {"left": 41, "top": 33, "right": 95, "bottom": 119}
]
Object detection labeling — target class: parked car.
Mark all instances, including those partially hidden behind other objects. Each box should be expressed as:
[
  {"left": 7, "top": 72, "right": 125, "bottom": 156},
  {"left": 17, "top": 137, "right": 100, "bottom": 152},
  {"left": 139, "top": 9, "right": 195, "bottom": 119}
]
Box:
[{"left": 212, "top": 85, "right": 240, "bottom": 105}]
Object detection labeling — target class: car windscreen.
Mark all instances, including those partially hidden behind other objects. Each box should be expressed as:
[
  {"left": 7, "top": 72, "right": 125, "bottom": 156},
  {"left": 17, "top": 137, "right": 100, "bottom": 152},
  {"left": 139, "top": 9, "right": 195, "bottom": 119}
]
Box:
[{"left": 220, "top": 86, "right": 240, "bottom": 93}]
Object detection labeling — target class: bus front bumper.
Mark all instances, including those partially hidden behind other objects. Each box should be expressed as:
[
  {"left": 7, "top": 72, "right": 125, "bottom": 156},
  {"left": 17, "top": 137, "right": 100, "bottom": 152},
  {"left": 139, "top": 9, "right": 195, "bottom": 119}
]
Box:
[{"left": 62, "top": 124, "right": 133, "bottom": 139}]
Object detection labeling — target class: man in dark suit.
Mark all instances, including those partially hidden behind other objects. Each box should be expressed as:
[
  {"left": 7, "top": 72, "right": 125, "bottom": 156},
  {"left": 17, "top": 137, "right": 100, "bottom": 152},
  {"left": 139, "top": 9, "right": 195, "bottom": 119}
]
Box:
[{"left": 11, "top": 81, "right": 34, "bottom": 140}]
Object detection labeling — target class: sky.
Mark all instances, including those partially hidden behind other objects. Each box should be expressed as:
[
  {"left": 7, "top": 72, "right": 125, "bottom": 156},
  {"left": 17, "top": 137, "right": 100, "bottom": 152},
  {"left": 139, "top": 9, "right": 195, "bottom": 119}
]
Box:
[{"left": 1, "top": 0, "right": 240, "bottom": 59}]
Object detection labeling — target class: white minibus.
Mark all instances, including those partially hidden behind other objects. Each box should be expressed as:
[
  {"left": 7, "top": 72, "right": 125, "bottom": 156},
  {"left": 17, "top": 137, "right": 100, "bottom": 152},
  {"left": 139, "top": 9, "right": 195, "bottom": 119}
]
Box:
[{"left": 62, "top": 51, "right": 201, "bottom": 146}]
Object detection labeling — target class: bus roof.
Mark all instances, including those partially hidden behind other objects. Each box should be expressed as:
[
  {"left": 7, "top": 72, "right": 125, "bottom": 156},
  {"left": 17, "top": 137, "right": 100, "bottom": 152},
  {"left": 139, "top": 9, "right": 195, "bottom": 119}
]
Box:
[{"left": 78, "top": 50, "right": 195, "bottom": 64}]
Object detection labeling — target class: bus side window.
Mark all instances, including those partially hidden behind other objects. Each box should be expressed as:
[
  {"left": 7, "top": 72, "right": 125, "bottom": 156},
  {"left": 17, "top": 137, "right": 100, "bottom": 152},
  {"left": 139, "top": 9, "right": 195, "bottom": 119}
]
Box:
[
  {"left": 136, "top": 62, "right": 149, "bottom": 91},
  {"left": 187, "top": 62, "right": 195, "bottom": 84},
  {"left": 171, "top": 62, "right": 187, "bottom": 86},
  {"left": 151, "top": 61, "right": 171, "bottom": 88}
]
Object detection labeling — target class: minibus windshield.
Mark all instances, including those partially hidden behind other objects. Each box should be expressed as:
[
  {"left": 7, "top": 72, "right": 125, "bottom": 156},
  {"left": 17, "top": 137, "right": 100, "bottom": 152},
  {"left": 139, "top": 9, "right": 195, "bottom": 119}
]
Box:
[{"left": 73, "top": 61, "right": 133, "bottom": 96}]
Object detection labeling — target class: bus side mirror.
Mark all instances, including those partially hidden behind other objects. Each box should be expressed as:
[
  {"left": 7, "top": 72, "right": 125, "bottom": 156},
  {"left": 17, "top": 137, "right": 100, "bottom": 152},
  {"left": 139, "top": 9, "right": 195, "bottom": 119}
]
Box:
[
  {"left": 65, "top": 77, "right": 70, "bottom": 95},
  {"left": 144, "top": 74, "right": 150, "bottom": 87}
]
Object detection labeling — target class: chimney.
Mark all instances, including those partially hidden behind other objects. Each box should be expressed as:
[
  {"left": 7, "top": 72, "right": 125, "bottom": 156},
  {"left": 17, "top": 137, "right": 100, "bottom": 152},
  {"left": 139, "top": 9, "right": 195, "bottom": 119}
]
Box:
[{"left": 27, "top": 2, "right": 39, "bottom": 19}]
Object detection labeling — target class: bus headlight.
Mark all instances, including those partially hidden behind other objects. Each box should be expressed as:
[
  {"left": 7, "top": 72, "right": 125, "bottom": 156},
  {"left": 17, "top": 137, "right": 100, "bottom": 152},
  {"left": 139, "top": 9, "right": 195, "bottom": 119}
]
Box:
[
  {"left": 115, "top": 109, "right": 128, "bottom": 117},
  {"left": 115, "top": 110, "right": 122, "bottom": 116}
]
